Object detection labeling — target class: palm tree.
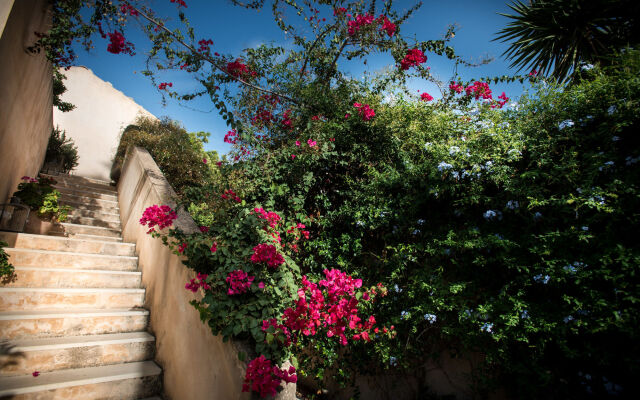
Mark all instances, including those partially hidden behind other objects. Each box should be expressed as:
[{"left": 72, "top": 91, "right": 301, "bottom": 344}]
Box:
[{"left": 494, "top": 0, "right": 639, "bottom": 82}]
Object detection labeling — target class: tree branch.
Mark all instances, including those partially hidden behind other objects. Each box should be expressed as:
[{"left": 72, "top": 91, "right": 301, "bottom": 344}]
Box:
[{"left": 133, "top": 7, "right": 299, "bottom": 105}]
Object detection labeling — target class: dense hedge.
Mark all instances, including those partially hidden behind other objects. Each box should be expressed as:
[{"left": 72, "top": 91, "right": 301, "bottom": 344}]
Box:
[
  {"left": 163, "top": 52, "right": 640, "bottom": 399},
  {"left": 112, "top": 116, "right": 218, "bottom": 195}
]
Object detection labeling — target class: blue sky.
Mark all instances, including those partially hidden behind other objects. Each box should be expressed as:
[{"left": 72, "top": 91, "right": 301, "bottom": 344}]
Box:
[{"left": 72, "top": 0, "right": 522, "bottom": 154}]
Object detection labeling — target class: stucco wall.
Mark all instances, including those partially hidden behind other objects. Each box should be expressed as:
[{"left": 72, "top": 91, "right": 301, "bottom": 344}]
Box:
[
  {"left": 0, "top": 0, "right": 52, "bottom": 203},
  {"left": 118, "top": 146, "right": 251, "bottom": 400},
  {"left": 53, "top": 67, "right": 155, "bottom": 182}
]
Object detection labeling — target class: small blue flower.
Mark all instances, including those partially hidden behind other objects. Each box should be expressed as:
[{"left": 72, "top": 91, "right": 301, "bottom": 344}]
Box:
[
  {"left": 607, "top": 105, "right": 617, "bottom": 115},
  {"left": 463, "top": 309, "right": 474, "bottom": 318},
  {"left": 394, "top": 284, "right": 402, "bottom": 293},
  {"left": 507, "top": 149, "right": 521, "bottom": 157},
  {"left": 521, "top": 310, "right": 529, "bottom": 319},
  {"left": 437, "top": 162, "right": 453, "bottom": 172},
  {"left": 558, "top": 119, "right": 574, "bottom": 130},
  {"left": 494, "top": 234, "right": 504, "bottom": 240},
  {"left": 401, "top": 310, "right": 409, "bottom": 320},
  {"left": 483, "top": 210, "right": 502, "bottom": 221},
  {"left": 480, "top": 323, "right": 494, "bottom": 333},
  {"left": 581, "top": 226, "right": 589, "bottom": 231},
  {"left": 564, "top": 264, "right": 577, "bottom": 274},
  {"left": 581, "top": 64, "right": 594, "bottom": 71},
  {"left": 356, "top": 221, "right": 365, "bottom": 227},
  {"left": 506, "top": 200, "right": 519, "bottom": 210},
  {"left": 417, "top": 219, "right": 426, "bottom": 225},
  {"left": 449, "top": 146, "right": 460, "bottom": 155},
  {"left": 424, "top": 142, "right": 433, "bottom": 149},
  {"left": 534, "top": 274, "right": 551, "bottom": 284},
  {"left": 533, "top": 212, "right": 543, "bottom": 221},
  {"left": 412, "top": 229, "right": 421, "bottom": 235},
  {"left": 451, "top": 171, "right": 460, "bottom": 179},
  {"left": 612, "top": 136, "right": 620, "bottom": 142},
  {"left": 424, "top": 313, "right": 437, "bottom": 323},
  {"left": 625, "top": 155, "right": 640, "bottom": 165},
  {"left": 443, "top": 248, "right": 451, "bottom": 255},
  {"left": 563, "top": 315, "right": 574, "bottom": 323},
  {"left": 389, "top": 356, "right": 397, "bottom": 366}
]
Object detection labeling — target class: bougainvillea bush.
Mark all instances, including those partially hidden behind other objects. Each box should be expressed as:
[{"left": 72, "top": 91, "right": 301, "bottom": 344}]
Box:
[{"left": 36, "top": 0, "right": 640, "bottom": 398}]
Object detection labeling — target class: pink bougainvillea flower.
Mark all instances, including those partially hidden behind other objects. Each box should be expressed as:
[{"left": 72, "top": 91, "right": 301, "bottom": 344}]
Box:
[
  {"left": 258, "top": 281, "right": 265, "bottom": 289},
  {"left": 344, "top": 113, "right": 351, "bottom": 119},
  {"left": 202, "top": 158, "right": 207, "bottom": 164},
  {"left": 139, "top": 205, "right": 177, "bottom": 233},
  {"left": 224, "top": 129, "right": 237, "bottom": 144},
  {"left": 449, "top": 81, "right": 464, "bottom": 94},
  {"left": 226, "top": 270, "right": 254, "bottom": 295},
  {"left": 420, "top": 92, "right": 433, "bottom": 102},
  {"left": 158, "top": 82, "right": 173, "bottom": 90},
  {"left": 32, "top": 371, "right": 40, "bottom": 377},
  {"left": 199, "top": 226, "right": 209, "bottom": 233},
  {"left": 251, "top": 243, "right": 285, "bottom": 268},
  {"left": 400, "top": 48, "right": 427, "bottom": 70},
  {"left": 170, "top": 0, "right": 187, "bottom": 7},
  {"left": 178, "top": 243, "right": 187, "bottom": 254},
  {"left": 378, "top": 15, "right": 396, "bottom": 37},
  {"left": 307, "top": 139, "right": 317, "bottom": 147},
  {"left": 210, "top": 242, "right": 217, "bottom": 253},
  {"left": 295, "top": 140, "right": 301, "bottom": 146},
  {"left": 197, "top": 38, "right": 213, "bottom": 53},
  {"left": 465, "top": 81, "right": 492, "bottom": 100},
  {"left": 291, "top": 154, "right": 296, "bottom": 159},
  {"left": 106, "top": 31, "right": 134, "bottom": 55},
  {"left": 242, "top": 356, "right": 297, "bottom": 397},
  {"left": 353, "top": 103, "right": 375, "bottom": 121}
]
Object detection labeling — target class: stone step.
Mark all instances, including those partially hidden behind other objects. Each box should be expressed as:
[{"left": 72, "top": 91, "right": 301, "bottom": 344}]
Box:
[
  {"left": 68, "top": 208, "right": 121, "bottom": 222},
  {"left": 51, "top": 180, "right": 117, "bottom": 195},
  {"left": 40, "top": 173, "right": 116, "bottom": 192},
  {"left": 54, "top": 186, "right": 118, "bottom": 202},
  {"left": 69, "top": 233, "right": 123, "bottom": 242},
  {"left": 5, "top": 248, "right": 137, "bottom": 271},
  {"left": 0, "top": 309, "right": 150, "bottom": 339},
  {"left": 0, "top": 288, "right": 145, "bottom": 311},
  {"left": 5, "top": 267, "right": 142, "bottom": 288},
  {"left": 0, "top": 361, "right": 161, "bottom": 399},
  {"left": 0, "top": 332, "right": 155, "bottom": 377},
  {"left": 0, "top": 232, "right": 134, "bottom": 256},
  {"left": 59, "top": 222, "right": 122, "bottom": 238},
  {"left": 60, "top": 192, "right": 119, "bottom": 208},
  {"left": 60, "top": 199, "right": 119, "bottom": 213},
  {"left": 65, "top": 215, "right": 122, "bottom": 230}
]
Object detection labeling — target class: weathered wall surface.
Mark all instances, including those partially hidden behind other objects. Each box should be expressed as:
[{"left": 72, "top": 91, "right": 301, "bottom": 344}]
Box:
[
  {"left": 117, "top": 146, "right": 251, "bottom": 400},
  {"left": 53, "top": 67, "right": 155, "bottom": 182},
  {"left": 0, "top": 0, "right": 52, "bottom": 203}
]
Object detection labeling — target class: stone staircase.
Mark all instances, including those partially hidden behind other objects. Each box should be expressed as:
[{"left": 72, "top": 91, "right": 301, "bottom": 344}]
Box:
[{"left": 0, "top": 173, "right": 162, "bottom": 399}]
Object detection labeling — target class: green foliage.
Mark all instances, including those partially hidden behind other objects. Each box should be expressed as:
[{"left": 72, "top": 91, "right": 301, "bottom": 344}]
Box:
[
  {"left": 45, "top": 127, "right": 79, "bottom": 173},
  {"left": 495, "top": 0, "right": 640, "bottom": 82},
  {"left": 53, "top": 69, "right": 75, "bottom": 112},
  {"left": 12, "top": 177, "right": 71, "bottom": 222},
  {"left": 193, "top": 51, "right": 640, "bottom": 398},
  {"left": 0, "top": 240, "right": 15, "bottom": 283},
  {"left": 112, "top": 116, "right": 214, "bottom": 195}
]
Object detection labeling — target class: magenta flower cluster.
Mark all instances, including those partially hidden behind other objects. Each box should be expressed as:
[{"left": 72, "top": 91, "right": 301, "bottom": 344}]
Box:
[
  {"left": 139, "top": 205, "right": 177, "bottom": 234},
  {"left": 251, "top": 244, "right": 285, "bottom": 268},
  {"left": 400, "top": 48, "right": 427, "bottom": 70},
  {"left": 353, "top": 102, "right": 375, "bottom": 121},
  {"left": 185, "top": 273, "right": 210, "bottom": 293},
  {"left": 226, "top": 270, "right": 254, "bottom": 295},
  {"left": 242, "top": 355, "right": 297, "bottom": 398},
  {"left": 253, "top": 208, "right": 282, "bottom": 229},
  {"left": 281, "top": 269, "right": 378, "bottom": 346}
]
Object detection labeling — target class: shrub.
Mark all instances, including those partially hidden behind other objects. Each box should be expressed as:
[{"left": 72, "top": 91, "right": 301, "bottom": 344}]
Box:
[
  {"left": 13, "top": 176, "right": 71, "bottom": 222},
  {"left": 0, "top": 240, "right": 15, "bottom": 283},
  {"left": 160, "top": 51, "right": 640, "bottom": 398},
  {"left": 112, "top": 116, "right": 214, "bottom": 195},
  {"left": 45, "top": 127, "right": 79, "bottom": 173}
]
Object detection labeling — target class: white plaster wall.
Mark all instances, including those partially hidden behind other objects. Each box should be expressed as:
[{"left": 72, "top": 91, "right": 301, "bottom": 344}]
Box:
[{"left": 53, "top": 66, "right": 155, "bottom": 181}]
